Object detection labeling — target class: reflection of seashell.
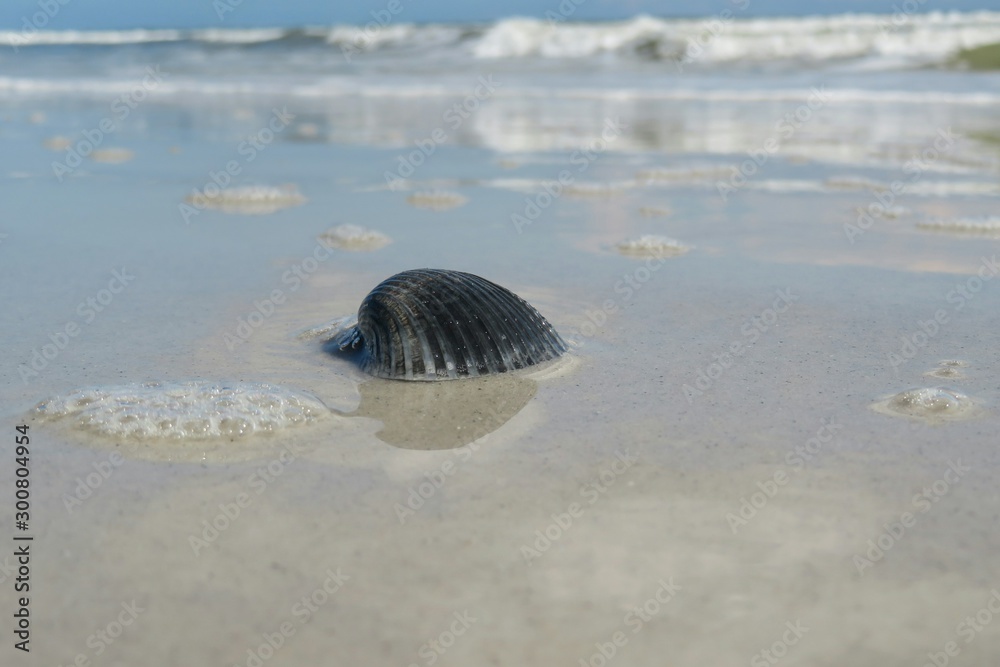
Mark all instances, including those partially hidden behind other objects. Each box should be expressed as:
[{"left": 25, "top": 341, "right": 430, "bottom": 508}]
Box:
[
  {"left": 354, "top": 374, "right": 537, "bottom": 449},
  {"left": 334, "top": 269, "right": 566, "bottom": 381}
]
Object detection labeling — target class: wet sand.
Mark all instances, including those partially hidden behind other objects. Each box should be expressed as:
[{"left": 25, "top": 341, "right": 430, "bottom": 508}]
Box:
[{"left": 2, "top": 84, "right": 1000, "bottom": 666}]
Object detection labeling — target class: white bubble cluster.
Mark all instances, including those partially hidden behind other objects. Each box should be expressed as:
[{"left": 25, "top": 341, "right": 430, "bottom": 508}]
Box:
[
  {"left": 185, "top": 184, "right": 305, "bottom": 214},
  {"left": 872, "top": 387, "right": 977, "bottom": 424},
  {"left": 616, "top": 235, "right": 690, "bottom": 258},
  {"left": 916, "top": 216, "right": 1000, "bottom": 235},
  {"left": 35, "top": 381, "right": 328, "bottom": 440},
  {"left": 318, "top": 224, "right": 391, "bottom": 251},
  {"left": 405, "top": 190, "right": 467, "bottom": 211}
]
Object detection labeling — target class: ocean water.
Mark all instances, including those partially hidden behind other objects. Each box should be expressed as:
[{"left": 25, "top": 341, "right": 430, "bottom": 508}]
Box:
[{"left": 2, "top": 12, "right": 1000, "bottom": 666}]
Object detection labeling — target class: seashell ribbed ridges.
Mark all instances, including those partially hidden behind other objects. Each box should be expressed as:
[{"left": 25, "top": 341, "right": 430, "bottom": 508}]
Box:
[{"left": 355, "top": 269, "right": 566, "bottom": 380}]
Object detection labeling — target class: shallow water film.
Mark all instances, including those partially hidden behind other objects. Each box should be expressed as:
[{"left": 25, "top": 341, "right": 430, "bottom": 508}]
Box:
[{"left": 1, "top": 8, "right": 1000, "bottom": 667}]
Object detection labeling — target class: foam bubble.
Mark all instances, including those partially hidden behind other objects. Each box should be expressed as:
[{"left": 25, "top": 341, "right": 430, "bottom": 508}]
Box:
[
  {"left": 924, "top": 360, "right": 968, "bottom": 380},
  {"left": 924, "top": 367, "right": 965, "bottom": 379},
  {"left": 43, "top": 136, "right": 71, "bottom": 151},
  {"left": 638, "top": 206, "right": 671, "bottom": 218},
  {"left": 855, "top": 205, "right": 908, "bottom": 219},
  {"left": 564, "top": 181, "right": 632, "bottom": 197},
  {"left": 871, "top": 387, "right": 978, "bottom": 424},
  {"left": 289, "top": 122, "right": 323, "bottom": 142},
  {"left": 636, "top": 166, "right": 732, "bottom": 183},
  {"left": 297, "top": 315, "right": 358, "bottom": 343},
  {"left": 825, "top": 176, "right": 886, "bottom": 192},
  {"left": 318, "top": 224, "right": 391, "bottom": 251},
  {"left": 616, "top": 235, "right": 690, "bottom": 258},
  {"left": 35, "top": 381, "right": 329, "bottom": 440},
  {"left": 185, "top": 184, "right": 306, "bottom": 215},
  {"left": 405, "top": 190, "right": 467, "bottom": 211},
  {"left": 916, "top": 216, "right": 1000, "bottom": 235},
  {"left": 90, "top": 148, "right": 134, "bottom": 164}
]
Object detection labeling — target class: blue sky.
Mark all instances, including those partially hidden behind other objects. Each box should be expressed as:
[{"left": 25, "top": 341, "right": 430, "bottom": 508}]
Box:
[{"left": 2, "top": 0, "right": 998, "bottom": 30}]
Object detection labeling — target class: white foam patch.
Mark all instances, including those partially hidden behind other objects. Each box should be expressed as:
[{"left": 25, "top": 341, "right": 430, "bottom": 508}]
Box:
[
  {"left": 470, "top": 12, "right": 1000, "bottom": 66},
  {"left": 43, "top": 136, "right": 71, "bottom": 151},
  {"left": 297, "top": 315, "right": 358, "bottom": 343},
  {"left": 824, "top": 175, "right": 887, "bottom": 191},
  {"left": 616, "top": 235, "right": 691, "bottom": 258},
  {"left": 185, "top": 184, "right": 306, "bottom": 215},
  {"left": 636, "top": 166, "right": 732, "bottom": 183},
  {"left": 405, "top": 190, "right": 467, "bottom": 211},
  {"left": 318, "top": 224, "right": 391, "bottom": 251},
  {"left": 638, "top": 206, "right": 671, "bottom": 218},
  {"left": 855, "top": 204, "right": 909, "bottom": 219},
  {"left": 871, "top": 387, "right": 978, "bottom": 424},
  {"left": 89, "top": 148, "right": 134, "bottom": 164},
  {"left": 35, "top": 381, "right": 329, "bottom": 440},
  {"left": 916, "top": 216, "right": 1000, "bottom": 235},
  {"left": 563, "top": 181, "right": 634, "bottom": 197}
]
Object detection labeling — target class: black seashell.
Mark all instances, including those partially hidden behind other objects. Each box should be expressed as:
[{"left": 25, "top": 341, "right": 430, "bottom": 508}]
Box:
[{"left": 339, "top": 269, "right": 567, "bottom": 381}]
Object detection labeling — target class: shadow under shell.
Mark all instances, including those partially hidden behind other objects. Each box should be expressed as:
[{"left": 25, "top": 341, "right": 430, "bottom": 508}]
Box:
[{"left": 350, "top": 373, "right": 537, "bottom": 450}]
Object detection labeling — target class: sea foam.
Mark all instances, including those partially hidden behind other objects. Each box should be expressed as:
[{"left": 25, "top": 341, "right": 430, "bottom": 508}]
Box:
[{"left": 35, "top": 381, "right": 329, "bottom": 440}]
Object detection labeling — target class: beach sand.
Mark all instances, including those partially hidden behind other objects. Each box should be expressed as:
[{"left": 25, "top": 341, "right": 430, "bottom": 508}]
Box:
[{"left": 2, "top": 43, "right": 1000, "bottom": 665}]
